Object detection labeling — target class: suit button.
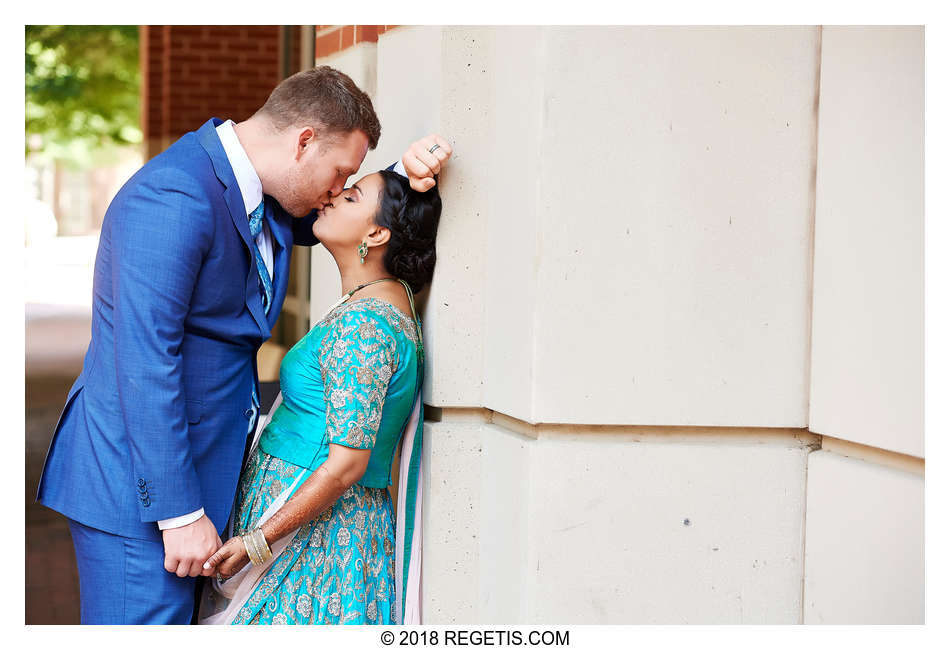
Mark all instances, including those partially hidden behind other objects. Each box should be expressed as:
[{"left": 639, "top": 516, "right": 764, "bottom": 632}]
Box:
[
  {"left": 143, "top": 497, "right": 151, "bottom": 507},
  {"left": 244, "top": 409, "right": 254, "bottom": 419},
  {"left": 137, "top": 478, "right": 146, "bottom": 487},
  {"left": 138, "top": 486, "right": 147, "bottom": 494}
]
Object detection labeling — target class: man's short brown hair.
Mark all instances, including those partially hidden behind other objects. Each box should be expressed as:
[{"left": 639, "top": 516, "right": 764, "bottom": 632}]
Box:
[{"left": 256, "top": 66, "right": 381, "bottom": 149}]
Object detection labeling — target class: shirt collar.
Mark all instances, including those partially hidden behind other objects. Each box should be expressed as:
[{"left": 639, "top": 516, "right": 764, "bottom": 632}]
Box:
[{"left": 215, "top": 119, "right": 263, "bottom": 216}]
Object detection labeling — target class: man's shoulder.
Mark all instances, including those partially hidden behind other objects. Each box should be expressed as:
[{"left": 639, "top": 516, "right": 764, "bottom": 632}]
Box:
[
  {"left": 146, "top": 132, "right": 216, "bottom": 183},
  {"left": 120, "top": 133, "right": 218, "bottom": 199}
]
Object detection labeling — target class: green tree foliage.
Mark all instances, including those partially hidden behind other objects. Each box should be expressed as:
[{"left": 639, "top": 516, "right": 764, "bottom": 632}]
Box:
[{"left": 26, "top": 25, "right": 141, "bottom": 167}]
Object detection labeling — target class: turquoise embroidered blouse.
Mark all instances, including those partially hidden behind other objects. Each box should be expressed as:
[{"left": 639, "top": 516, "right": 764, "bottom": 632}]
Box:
[{"left": 257, "top": 298, "right": 421, "bottom": 488}]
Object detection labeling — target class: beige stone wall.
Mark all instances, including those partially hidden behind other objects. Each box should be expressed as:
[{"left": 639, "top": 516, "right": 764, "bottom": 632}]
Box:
[
  {"left": 803, "top": 450, "right": 923, "bottom": 624},
  {"left": 309, "top": 25, "right": 924, "bottom": 624},
  {"left": 422, "top": 419, "right": 814, "bottom": 623},
  {"left": 809, "top": 26, "right": 924, "bottom": 458},
  {"left": 803, "top": 26, "right": 924, "bottom": 624}
]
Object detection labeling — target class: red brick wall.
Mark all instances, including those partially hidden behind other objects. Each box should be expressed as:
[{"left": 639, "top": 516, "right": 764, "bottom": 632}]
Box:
[
  {"left": 315, "top": 25, "right": 400, "bottom": 59},
  {"left": 141, "top": 25, "right": 306, "bottom": 159}
]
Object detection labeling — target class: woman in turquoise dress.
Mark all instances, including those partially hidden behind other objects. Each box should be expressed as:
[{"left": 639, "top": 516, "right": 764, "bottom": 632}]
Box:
[{"left": 199, "top": 167, "right": 442, "bottom": 625}]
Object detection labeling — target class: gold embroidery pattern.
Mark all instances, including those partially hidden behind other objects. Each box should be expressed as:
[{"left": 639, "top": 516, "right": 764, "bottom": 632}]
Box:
[
  {"left": 227, "top": 450, "right": 397, "bottom": 625},
  {"left": 316, "top": 302, "right": 403, "bottom": 451},
  {"left": 314, "top": 297, "right": 420, "bottom": 346}
]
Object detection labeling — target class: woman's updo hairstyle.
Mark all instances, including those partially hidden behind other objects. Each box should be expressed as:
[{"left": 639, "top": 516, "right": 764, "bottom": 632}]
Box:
[{"left": 374, "top": 170, "right": 442, "bottom": 294}]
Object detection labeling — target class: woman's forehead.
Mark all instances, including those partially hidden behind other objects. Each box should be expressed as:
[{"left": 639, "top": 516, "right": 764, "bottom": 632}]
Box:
[{"left": 355, "top": 171, "right": 382, "bottom": 187}]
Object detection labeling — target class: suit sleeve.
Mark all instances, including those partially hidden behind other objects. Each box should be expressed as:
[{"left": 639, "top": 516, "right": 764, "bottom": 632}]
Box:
[{"left": 111, "top": 167, "right": 213, "bottom": 523}]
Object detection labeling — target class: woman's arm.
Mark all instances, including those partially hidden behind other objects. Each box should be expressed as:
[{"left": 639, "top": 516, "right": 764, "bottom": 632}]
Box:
[
  {"left": 204, "top": 445, "right": 368, "bottom": 579},
  {"left": 259, "top": 444, "right": 369, "bottom": 543}
]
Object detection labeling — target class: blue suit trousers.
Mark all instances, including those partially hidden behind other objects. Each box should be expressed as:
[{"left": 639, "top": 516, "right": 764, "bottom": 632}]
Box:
[{"left": 67, "top": 519, "right": 196, "bottom": 624}]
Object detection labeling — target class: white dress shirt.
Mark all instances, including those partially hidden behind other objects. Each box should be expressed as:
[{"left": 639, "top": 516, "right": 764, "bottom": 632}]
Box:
[{"left": 157, "top": 120, "right": 274, "bottom": 530}]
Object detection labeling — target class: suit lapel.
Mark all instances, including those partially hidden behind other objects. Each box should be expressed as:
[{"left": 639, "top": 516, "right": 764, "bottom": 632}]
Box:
[
  {"left": 197, "top": 119, "right": 270, "bottom": 338},
  {"left": 266, "top": 198, "right": 291, "bottom": 330}
]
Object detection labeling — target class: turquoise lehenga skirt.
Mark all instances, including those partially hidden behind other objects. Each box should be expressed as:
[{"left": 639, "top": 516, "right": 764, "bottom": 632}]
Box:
[{"left": 198, "top": 447, "right": 399, "bottom": 625}]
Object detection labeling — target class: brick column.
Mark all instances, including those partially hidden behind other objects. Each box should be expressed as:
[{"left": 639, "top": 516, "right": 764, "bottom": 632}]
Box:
[
  {"left": 141, "top": 25, "right": 305, "bottom": 159},
  {"left": 314, "top": 25, "right": 400, "bottom": 59}
]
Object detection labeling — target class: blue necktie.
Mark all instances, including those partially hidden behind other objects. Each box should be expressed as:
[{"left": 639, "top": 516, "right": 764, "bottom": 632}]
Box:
[{"left": 248, "top": 201, "right": 273, "bottom": 315}]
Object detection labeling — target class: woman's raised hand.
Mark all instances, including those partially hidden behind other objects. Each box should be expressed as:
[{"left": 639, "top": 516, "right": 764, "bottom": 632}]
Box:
[
  {"left": 402, "top": 134, "right": 452, "bottom": 192},
  {"left": 202, "top": 536, "right": 250, "bottom": 580}
]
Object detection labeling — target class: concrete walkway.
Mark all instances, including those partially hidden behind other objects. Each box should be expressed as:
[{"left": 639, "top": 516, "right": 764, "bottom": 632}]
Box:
[{"left": 25, "top": 308, "right": 88, "bottom": 625}]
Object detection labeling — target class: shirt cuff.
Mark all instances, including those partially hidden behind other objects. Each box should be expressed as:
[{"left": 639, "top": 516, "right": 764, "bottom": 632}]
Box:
[
  {"left": 157, "top": 507, "right": 205, "bottom": 530},
  {"left": 392, "top": 159, "right": 408, "bottom": 178}
]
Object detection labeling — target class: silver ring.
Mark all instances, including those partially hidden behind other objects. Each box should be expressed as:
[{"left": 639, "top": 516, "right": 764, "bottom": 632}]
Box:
[{"left": 428, "top": 143, "right": 441, "bottom": 154}]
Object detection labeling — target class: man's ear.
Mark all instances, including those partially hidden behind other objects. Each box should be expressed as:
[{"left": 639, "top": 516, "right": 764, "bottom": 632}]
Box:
[
  {"left": 295, "top": 127, "right": 316, "bottom": 160},
  {"left": 366, "top": 226, "right": 391, "bottom": 248}
]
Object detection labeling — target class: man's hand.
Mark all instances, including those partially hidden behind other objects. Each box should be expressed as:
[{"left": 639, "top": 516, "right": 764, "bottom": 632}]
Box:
[
  {"left": 162, "top": 514, "right": 222, "bottom": 578},
  {"left": 402, "top": 134, "right": 453, "bottom": 192}
]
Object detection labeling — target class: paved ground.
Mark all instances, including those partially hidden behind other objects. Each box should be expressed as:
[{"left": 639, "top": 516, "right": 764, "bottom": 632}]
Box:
[{"left": 25, "top": 343, "right": 85, "bottom": 625}]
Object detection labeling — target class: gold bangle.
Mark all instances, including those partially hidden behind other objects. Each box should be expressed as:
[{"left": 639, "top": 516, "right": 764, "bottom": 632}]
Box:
[
  {"left": 254, "top": 528, "right": 272, "bottom": 563},
  {"left": 249, "top": 530, "right": 264, "bottom": 565},
  {"left": 248, "top": 528, "right": 268, "bottom": 565},
  {"left": 242, "top": 534, "right": 257, "bottom": 565},
  {"left": 242, "top": 533, "right": 262, "bottom": 565}
]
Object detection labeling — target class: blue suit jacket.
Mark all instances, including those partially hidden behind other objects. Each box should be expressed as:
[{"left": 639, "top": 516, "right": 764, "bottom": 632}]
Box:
[{"left": 37, "top": 118, "right": 321, "bottom": 541}]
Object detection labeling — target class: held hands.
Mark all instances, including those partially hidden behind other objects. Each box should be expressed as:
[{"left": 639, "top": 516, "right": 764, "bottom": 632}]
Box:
[
  {"left": 202, "top": 536, "right": 250, "bottom": 581},
  {"left": 161, "top": 514, "right": 222, "bottom": 577},
  {"left": 402, "top": 134, "right": 453, "bottom": 192}
]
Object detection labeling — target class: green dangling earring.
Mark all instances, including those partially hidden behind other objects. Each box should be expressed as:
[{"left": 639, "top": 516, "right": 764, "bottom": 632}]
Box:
[{"left": 357, "top": 242, "right": 368, "bottom": 264}]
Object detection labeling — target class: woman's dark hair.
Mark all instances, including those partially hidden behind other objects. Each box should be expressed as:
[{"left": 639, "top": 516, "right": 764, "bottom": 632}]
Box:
[{"left": 374, "top": 170, "right": 442, "bottom": 294}]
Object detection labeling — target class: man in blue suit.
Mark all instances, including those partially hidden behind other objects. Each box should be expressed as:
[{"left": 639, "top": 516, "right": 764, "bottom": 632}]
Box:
[{"left": 36, "top": 66, "right": 452, "bottom": 624}]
